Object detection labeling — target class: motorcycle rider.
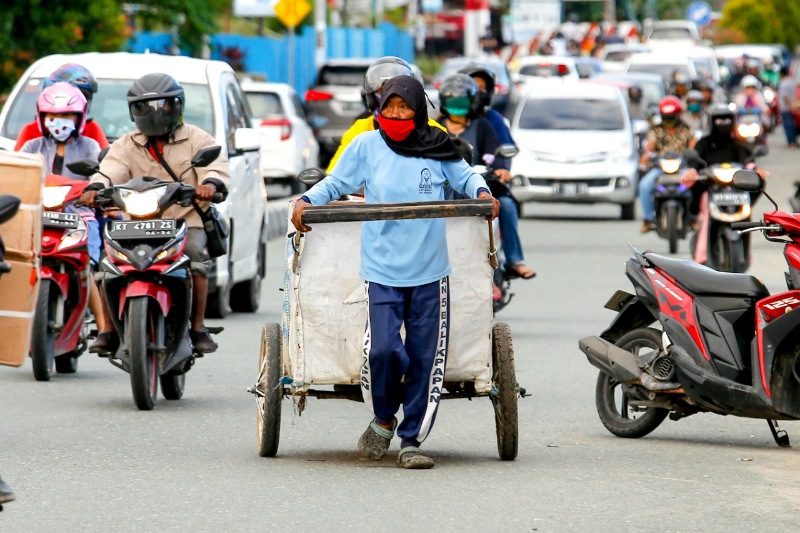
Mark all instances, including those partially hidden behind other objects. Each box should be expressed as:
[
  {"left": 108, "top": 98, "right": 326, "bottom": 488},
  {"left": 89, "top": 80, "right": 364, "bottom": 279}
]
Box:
[
  {"left": 326, "top": 56, "right": 443, "bottom": 173},
  {"left": 680, "top": 104, "right": 766, "bottom": 220},
  {"left": 684, "top": 90, "right": 707, "bottom": 134},
  {"left": 439, "top": 73, "right": 534, "bottom": 280},
  {"left": 627, "top": 85, "right": 646, "bottom": 120},
  {"left": 638, "top": 96, "right": 697, "bottom": 233},
  {"left": 14, "top": 63, "right": 108, "bottom": 150},
  {"left": 734, "top": 75, "right": 769, "bottom": 115},
  {"left": 670, "top": 71, "right": 691, "bottom": 102},
  {"left": 80, "top": 73, "right": 230, "bottom": 355}
]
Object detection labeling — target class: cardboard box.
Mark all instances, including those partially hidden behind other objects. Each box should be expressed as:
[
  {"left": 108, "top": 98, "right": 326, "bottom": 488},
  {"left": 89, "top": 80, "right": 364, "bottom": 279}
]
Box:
[
  {"left": 0, "top": 259, "right": 40, "bottom": 367},
  {"left": 0, "top": 151, "right": 45, "bottom": 205},
  {"left": 0, "top": 204, "right": 41, "bottom": 263}
]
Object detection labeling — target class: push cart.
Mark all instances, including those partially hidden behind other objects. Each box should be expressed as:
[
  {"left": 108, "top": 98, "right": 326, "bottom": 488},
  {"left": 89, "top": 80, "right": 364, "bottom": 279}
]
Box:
[{"left": 250, "top": 198, "right": 523, "bottom": 460}]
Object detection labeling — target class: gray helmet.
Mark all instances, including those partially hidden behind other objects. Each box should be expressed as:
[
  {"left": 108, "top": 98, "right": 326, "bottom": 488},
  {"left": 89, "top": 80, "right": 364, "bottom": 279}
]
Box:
[
  {"left": 363, "top": 57, "right": 414, "bottom": 113},
  {"left": 127, "top": 73, "right": 185, "bottom": 137}
]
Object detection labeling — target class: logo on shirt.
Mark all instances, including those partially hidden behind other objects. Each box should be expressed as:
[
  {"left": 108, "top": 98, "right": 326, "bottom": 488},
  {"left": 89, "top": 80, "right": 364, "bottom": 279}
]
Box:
[{"left": 419, "top": 168, "right": 433, "bottom": 194}]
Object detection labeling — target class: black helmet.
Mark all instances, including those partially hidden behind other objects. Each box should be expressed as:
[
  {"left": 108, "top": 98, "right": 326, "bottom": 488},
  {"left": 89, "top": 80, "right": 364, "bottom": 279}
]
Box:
[
  {"left": 458, "top": 63, "right": 496, "bottom": 109},
  {"left": 127, "top": 73, "right": 185, "bottom": 137},
  {"left": 363, "top": 56, "right": 414, "bottom": 113},
  {"left": 707, "top": 103, "right": 735, "bottom": 136},
  {"left": 439, "top": 73, "right": 481, "bottom": 118}
]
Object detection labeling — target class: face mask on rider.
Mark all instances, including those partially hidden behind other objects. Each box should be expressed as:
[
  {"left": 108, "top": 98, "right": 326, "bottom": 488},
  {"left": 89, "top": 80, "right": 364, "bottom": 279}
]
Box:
[
  {"left": 45, "top": 117, "right": 76, "bottom": 142},
  {"left": 688, "top": 103, "right": 702, "bottom": 114},
  {"left": 377, "top": 114, "right": 415, "bottom": 141}
]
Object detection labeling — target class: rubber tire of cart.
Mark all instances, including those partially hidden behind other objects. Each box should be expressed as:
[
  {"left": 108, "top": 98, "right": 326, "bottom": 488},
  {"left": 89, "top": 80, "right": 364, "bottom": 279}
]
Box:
[
  {"left": 491, "top": 322, "right": 519, "bottom": 460},
  {"left": 257, "top": 322, "right": 283, "bottom": 457}
]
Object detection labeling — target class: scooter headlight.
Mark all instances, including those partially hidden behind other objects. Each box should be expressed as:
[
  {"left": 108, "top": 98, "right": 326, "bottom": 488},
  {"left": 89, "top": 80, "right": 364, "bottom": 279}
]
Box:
[
  {"left": 120, "top": 188, "right": 167, "bottom": 218},
  {"left": 737, "top": 123, "right": 761, "bottom": 138},
  {"left": 712, "top": 167, "right": 738, "bottom": 184},
  {"left": 106, "top": 245, "right": 132, "bottom": 265},
  {"left": 659, "top": 158, "right": 681, "bottom": 174},
  {"left": 42, "top": 186, "right": 72, "bottom": 209},
  {"left": 57, "top": 229, "right": 86, "bottom": 251},
  {"left": 154, "top": 243, "right": 182, "bottom": 263}
]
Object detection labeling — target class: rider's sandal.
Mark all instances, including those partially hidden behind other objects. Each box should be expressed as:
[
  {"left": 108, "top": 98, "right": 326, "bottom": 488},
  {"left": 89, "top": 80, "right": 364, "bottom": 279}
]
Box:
[
  {"left": 396, "top": 446, "right": 435, "bottom": 469},
  {"left": 190, "top": 329, "right": 218, "bottom": 354},
  {"left": 507, "top": 262, "right": 536, "bottom": 280},
  {"left": 357, "top": 417, "right": 396, "bottom": 461}
]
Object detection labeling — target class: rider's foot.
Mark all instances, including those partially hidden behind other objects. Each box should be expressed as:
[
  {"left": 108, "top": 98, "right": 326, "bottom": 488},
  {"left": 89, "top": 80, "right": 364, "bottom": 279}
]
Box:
[
  {"left": 0, "top": 476, "right": 15, "bottom": 504},
  {"left": 190, "top": 329, "right": 218, "bottom": 354},
  {"left": 689, "top": 219, "right": 699, "bottom": 232},
  {"left": 506, "top": 262, "right": 536, "bottom": 279},
  {"left": 640, "top": 220, "right": 656, "bottom": 234},
  {"left": 89, "top": 331, "right": 120, "bottom": 355}
]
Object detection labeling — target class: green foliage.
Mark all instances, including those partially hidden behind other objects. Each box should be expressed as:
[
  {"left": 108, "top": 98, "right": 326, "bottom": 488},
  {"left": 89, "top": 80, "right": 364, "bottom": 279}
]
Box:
[
  {"left": 720, "top": 0, "right": 800, "bottom": 49},
  {"left": 134, "top": 0, "right": 230, "bottom": 55},
  {"left": 0, "top": 0, "right": 128, "bottom": 94}
]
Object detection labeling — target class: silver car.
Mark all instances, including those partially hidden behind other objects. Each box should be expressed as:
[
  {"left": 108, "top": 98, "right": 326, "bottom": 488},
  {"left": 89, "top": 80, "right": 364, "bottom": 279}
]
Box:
[{"left": 509, "top": 82, "right": 639, "bottom": 220}]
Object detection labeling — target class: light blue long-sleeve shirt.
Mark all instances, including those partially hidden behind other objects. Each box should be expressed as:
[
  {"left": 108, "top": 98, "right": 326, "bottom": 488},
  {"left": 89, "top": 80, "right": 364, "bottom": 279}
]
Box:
[{"left": 303, "top": 130, "right": 489, "bottom": 287}]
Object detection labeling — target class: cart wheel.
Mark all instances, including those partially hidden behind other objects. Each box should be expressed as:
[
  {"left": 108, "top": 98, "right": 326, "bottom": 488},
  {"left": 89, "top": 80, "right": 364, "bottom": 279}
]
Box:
[
  {"left": 256, "top": 322, "right": 283, "bottom": 457},
  {"left": 491, "top": 322, "right": 519, "bottom": 460}
]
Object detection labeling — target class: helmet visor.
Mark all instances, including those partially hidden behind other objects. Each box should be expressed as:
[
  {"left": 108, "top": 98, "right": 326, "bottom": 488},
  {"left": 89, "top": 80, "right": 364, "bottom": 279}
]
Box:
[
  {"left": 364, "top": 63, "right": 412, "bottom": 94},
  {"left": 130, "top": 97, "right": 181, "bottom": 136}
]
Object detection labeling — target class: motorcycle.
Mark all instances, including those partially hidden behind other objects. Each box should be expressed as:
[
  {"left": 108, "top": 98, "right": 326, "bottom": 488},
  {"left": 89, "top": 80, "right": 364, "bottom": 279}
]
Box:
[
  {"left": 688, "top": 146, "right": 766, "bottom": 273},
  {"left": 762, "top": 86, "right": 780, "bottom": 134},
  {"left": 735, "top": 108, "right": 767, "bottom": 147},
  {"left": 651, "top": 152, "right": 693, "bottom": 254},
  {"left": 69, "top": 146, "right": 224, "bottom": 410},
  {"left": 31, "top": 175, "right": 94, "bottom": 381},
  {"left": 579, "top": 169, "right": 800, "bottom": 447}
]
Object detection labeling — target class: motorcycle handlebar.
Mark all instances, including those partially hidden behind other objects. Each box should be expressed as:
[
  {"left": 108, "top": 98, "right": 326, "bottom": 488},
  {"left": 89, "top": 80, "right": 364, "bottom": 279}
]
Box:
[
  {"left": 211, "top": 192, "right": 225, "bottom": 203},
  {"left": 731, "top": 221, "right": 764, "bottom": 231}
]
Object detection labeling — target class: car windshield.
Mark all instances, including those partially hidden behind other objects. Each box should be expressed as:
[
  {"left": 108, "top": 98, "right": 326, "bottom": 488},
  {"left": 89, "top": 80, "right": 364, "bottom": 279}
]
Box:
[
  {"left": 518, "top": 98, "right": 625, "bottom": 130},
  {"left": 627, "top": 64, "right": 690, "bottom": 83},
  {"left": 649, "top": 27, "right": 693, "bottom": 40},
  {"left": 2, "top": 78, "right": 214, "bottom": 142},
  {"left": 246, "top": 92, "right": 284, "bottom": 118},
  {"left": 605, "top": 51, "right": 633, "bottom": 62},
  {"left": 317, "top": 65, "right": 370, "bottom": 86}
]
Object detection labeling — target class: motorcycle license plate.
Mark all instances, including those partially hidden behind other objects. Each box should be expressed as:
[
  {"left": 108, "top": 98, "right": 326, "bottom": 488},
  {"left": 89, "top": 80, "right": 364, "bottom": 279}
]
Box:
[
  {"left": 108, "top": 219, "right": 177, "bottom": 239},
  {"left": 712, "top": 192, "right": 749, "bottom": 207},
  {"left": 42, "top": 211, "right": 79, "bottom": 229}
]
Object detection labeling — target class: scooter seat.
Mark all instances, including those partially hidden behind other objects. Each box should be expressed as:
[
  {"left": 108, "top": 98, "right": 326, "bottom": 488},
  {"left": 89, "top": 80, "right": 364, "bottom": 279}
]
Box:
[{"left": 644, "top": 253, "right": 769, "bottom": 299}]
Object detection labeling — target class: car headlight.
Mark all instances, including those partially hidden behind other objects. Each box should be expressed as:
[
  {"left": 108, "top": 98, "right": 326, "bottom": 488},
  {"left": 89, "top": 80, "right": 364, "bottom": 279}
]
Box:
[
  {"left": 659, "top": 158, "right": 682, "bottom": 174},
  {"left": 43, "top": 186, "right": 72, "bottom": 209},
  {"left": 120, "top": 188, "right": 167, "bottom": 218},
  {"left": 712, "top": 167, "right": 737, "bottom": 183},
  {"left": 610, "top": 143, "right": 632, "bottom": 162}
]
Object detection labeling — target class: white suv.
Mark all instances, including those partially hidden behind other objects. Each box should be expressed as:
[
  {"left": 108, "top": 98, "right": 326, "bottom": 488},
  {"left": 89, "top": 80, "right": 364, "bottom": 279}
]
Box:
[{"left": 0, "top": 52, "right": 268, "bottom": 318}]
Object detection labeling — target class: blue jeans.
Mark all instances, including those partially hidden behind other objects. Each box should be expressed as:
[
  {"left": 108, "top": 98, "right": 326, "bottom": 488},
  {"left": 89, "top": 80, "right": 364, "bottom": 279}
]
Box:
[
  {"left": 498, "top": 195, "right": 524, "bottom": 266},
  {"left": 638, "top": 167, "right": 663, "bottom": 222},
  {"left": 782, "top": 111, "right": 797, "bottom": 145}
]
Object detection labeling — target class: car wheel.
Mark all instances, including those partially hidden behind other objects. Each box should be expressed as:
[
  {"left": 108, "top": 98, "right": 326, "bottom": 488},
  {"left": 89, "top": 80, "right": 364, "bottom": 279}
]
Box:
[
  {"left": 231, "top": 228, "right": 265, "bottom": 313},
  {"left": 620, "top": 202, "right": 635, "bottom": 221}
]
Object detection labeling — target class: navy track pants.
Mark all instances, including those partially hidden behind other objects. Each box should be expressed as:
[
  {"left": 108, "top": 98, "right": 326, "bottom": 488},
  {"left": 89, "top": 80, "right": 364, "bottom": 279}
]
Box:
[{"left": 361, "top": 277, "right": 450, "bottom": 446}]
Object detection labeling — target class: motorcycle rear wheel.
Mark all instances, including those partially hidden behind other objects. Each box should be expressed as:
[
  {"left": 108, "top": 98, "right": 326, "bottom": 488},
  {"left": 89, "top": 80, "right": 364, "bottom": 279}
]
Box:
[
  {"left": 127, "top": 297, "right": 158, "bottom": 410},
  {"left": 160, "top": 373, "right": 185, "bottom": 400},
  {"left": 595, "top": 328, "right": 669, "bottom": 438},
  {"left": 31, "top": 281, "right": 56, "bottom": 382}
]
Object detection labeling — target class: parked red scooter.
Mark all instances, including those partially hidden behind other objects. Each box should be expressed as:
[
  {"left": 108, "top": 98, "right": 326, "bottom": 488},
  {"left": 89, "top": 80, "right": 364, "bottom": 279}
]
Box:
[
  {"left": 32, "top": 174, "right": 93, "bottom": 381},
  {"left": 70, "top": 146, "right": 224, "bottom": 410},
  {"left": 580, "top": 169, "right": 800, "bottom": 447}
]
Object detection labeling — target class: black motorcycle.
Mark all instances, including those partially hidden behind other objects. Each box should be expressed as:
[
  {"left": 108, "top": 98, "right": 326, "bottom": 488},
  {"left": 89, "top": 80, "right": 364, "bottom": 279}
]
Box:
[{"left": 652, "top": 152, "right": 693, "bottom": 254}]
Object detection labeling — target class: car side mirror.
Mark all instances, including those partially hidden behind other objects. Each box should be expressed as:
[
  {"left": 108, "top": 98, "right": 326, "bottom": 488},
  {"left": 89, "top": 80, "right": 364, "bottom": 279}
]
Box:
[
  {"left": 495, "top": 144, "right": 519, "bottom": 159},
  {"left": 191, "top": 146, "right": 222, "bottom": 168},
  {"left": 732, "top": 169, "right": 761, "bottom": 191},
  {"left": 66, "top": 158, "right": 101, "bottom": 177},
  {"left": 298, "top": 168, "right": 325, "bottom": 186},
  {"left": 234, "top": 127, "right": 261, "bottom": 153}
]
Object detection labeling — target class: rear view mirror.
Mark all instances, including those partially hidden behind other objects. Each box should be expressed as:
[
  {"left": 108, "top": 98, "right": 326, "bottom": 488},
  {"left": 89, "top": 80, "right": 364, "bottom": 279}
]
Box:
[
  {"left": 191, "top": 146, "right": 222, "bottom": 168},
  {"left": 495, "top": 144, "right": 519, "bottom": 159},
  {"left": 752, "top": 145, "right": 768, "bottom": 158},
  {"left": 298, "top": 168, "right": 325, "bottom": 186},
  {"left": 682, "top": 149, "right": 706, "bottom": 167},
  {"left": 66, "top": 158, "right": 100, "bottom": 177},
  {"left": 98, "top": 146, "right": 110, "bottom": 162},
  {"left": 732, "top": 169, "right": 761, "bottom": 191}
]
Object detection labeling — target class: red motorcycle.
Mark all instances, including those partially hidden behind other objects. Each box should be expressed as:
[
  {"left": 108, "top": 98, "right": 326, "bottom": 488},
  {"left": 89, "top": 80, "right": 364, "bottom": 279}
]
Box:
[
  {"left": 580, "top": 169, "right": 800, "bottom": 447},
  {"left": 32, "top": 175, "right": 93, "bottom": 381},
  {"left": 70, "top": 147, "right": 224, "bottom": 410}
]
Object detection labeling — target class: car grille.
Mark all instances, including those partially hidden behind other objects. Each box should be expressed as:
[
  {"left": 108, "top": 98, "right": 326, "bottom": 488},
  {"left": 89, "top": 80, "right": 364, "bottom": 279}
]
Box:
[
  {"left": 533, "top": 151, "right": 608, "bottom": 164},
  {"left": 525, "top": 178, "right": 613, "bottom": 187}
]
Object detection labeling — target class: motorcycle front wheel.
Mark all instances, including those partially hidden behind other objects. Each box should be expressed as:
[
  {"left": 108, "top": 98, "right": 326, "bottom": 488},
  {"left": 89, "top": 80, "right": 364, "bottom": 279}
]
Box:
[
  {"left": 595, "top": 328, "right": 668, "bottom": 438},
  {"left": 31, "top": 280, "right": 56, "bottom": 382},
  {"left": 667, "top": 203, "right": 680, "bottom": 254},
  {"left": 127, "top": 297, "right": 158, "bottom": 410}
]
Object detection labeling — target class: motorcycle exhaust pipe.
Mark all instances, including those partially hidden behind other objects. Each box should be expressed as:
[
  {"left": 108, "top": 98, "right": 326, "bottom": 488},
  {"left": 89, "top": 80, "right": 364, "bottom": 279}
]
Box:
[{"left": 579, "top": 336, "right": 641, "bottom": 383}]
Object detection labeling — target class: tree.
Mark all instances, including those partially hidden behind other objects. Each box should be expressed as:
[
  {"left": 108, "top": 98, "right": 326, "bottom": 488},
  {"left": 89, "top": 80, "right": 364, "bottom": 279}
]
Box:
[
  {"left": 720, "top": 0, "right": 800, "bottom": 49},
  {"left": 133, "top": 0, "right": 231, "bottom": 56},
  {"left": 0, "top": 0, "right": 129, "bottom": 94}
]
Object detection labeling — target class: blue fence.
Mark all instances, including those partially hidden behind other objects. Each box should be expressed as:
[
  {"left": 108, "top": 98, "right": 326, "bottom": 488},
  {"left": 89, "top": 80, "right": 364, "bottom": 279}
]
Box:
[{"left": 128, "top": 23, "right": 415, "bottom": 96}]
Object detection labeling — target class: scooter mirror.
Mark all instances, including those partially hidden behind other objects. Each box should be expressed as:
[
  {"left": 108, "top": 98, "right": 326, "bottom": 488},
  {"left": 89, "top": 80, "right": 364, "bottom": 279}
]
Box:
[
  {"left": 732, "top": 169, "right": 761, "bottom": 191},
  {"left": 752, "top": 145, "right": 768, "bottom": 158},
  {"left": 495, "top": 144, "right": 519, "bottom": 159},
  {"left": 66, "top": 158, "right": 100, "bottom": 177},
  {"left": 682, "top": 148, "right": 706, "bottom": 167},
  {"left": 298, "top": 168, "right": 325, "bottom": 186},
  {"left": 98, "top": 146, "right": 110, "bottom": 162},
  {"left": 191, "top": 146, "right": 222, "bottom": 168}
]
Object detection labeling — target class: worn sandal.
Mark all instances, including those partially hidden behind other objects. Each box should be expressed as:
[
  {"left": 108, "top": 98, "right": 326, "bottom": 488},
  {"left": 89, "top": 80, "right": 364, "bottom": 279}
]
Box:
[
  {"left": 507, "top": 262, "right": 536, "bottom": 280},
  {"left": 396, "top": 446, "right": 435, "bottom": 469},
  {"left": 358, "top": 417, "right": 397, "bottom": 461}
]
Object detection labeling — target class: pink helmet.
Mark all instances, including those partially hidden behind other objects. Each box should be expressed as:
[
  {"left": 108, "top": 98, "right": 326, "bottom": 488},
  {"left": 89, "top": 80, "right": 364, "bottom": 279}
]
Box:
[{"left": 36, "top": 81, "right": 88, "bottom": 136}]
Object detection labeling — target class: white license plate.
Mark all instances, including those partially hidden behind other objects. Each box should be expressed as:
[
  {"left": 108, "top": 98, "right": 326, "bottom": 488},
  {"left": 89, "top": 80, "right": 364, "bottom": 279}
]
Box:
[
  {"left": 712, "top": 192, "right": 749, "bottom": 206},
  {"left": 42, "top": 211, "right": 79, "bottom": 228},
  {"left": 109, "top": 219, "right": 177, "bottom": 239}
]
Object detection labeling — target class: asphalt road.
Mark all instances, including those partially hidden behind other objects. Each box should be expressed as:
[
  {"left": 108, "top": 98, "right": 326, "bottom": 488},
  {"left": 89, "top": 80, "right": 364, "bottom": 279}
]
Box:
[{"left": 2, "top": 134, "right": 799, "bottom": 532}]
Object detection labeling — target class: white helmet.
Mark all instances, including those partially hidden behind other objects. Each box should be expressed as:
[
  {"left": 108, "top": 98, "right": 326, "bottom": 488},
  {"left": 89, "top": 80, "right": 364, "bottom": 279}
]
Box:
[{"left": 741, "top": 75, "right": 759, "bottom": 88}]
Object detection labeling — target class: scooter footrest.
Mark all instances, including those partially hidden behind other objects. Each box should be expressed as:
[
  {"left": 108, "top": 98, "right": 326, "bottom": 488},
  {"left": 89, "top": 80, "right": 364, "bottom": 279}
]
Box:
[{"left": 206, "top": 327, "right": 224, "bottom": 335}]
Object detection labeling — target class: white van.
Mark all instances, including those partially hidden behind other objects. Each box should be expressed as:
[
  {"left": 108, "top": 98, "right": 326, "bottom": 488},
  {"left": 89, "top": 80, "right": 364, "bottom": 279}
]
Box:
[{"left": 0, "top": 52, "right": 269, "bottom": 317}]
